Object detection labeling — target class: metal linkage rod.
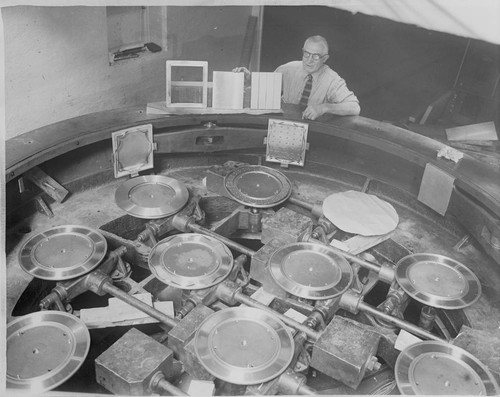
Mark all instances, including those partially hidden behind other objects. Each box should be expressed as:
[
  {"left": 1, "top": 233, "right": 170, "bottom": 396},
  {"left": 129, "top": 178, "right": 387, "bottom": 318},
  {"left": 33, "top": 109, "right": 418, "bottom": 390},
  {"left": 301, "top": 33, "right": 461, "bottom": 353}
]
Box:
[
  {"left": 358, "top": 301, "right": 446, "bottom": 342},
  {"left": 309, "top": 237, "right": 381, "bottom": 273},
  {"left": 155, "top": 377, "right": 188, "bottom": 396},
  {"left": 307, "top": 237, "right": 394, "bottom": 283},
  {"left": 297, "top": 383, "right": 318, "bottom": 395},
  {"left": 234, "top": 291, "right": 321, "bottom": 342},
  {"left": 288, "top": 196, "right": 314, "bottom": 211},
  {"left": 101, "top": 282, "right": 179, "bottom": 329},
  {"left": 187, "top": 222, "right": 257, "bottom": 258}
]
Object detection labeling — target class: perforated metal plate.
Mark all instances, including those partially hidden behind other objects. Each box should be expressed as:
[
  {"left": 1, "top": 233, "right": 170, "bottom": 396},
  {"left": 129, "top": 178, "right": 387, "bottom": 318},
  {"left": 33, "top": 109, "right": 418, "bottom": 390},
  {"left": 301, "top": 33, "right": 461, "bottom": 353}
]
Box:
[
  {"left": 148, "top": 233, "right": 233, "bottom": 289},
  {"left": 395, "top": 253, "right": 481, "bottom": 309},
  {"left": 224, "top": 165, "right": 292, "bottom": 208},
  {"left": 269, "top": 242, "right": 353, "bottom": 299},
  {"left": 266, "top": 118, "right": 309, "bottom": 167},
  {"left": 194, "top": 307, "right": 294, "bottom": 385},
  {"left": 115, "top": 175, "right": 189, "bottom": 219},
  {"left": 18, "top": 225, "right": 107, "bottom": 280},
  {"left": 395, "top": 341, "right": 499, "bottom": 395},
  {"left": 7, "top": 311, "right": 90, "bottom": 393}
]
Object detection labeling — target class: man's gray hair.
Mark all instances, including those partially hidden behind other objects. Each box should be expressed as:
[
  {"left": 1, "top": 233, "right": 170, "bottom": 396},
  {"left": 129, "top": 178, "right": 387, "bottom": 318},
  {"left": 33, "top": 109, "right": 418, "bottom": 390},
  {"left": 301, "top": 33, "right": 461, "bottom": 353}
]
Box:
[{"left": 305, "top": 35, "right": 329, "bottom": 54}]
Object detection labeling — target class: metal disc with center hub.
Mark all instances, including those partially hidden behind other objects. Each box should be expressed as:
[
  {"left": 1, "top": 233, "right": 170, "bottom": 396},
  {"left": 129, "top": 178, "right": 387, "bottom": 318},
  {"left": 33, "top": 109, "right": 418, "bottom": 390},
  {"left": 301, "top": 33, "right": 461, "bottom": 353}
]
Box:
[
  {"left": 7, "top": 311, "right": 91, "bottom": 393},
  {"left": 395, "top": 341, "right": 499, "bottom": 395},
  {"left": 148, "top": 233, "right": 233, "bottom": 289},
  {"left": 224, "top": 165, "right": 292, "bottom": 208},
  {"left": 18, "top": 225, "right": 107, "bottom": 280},
  {"left": 115, "top": 175, "right": 189, "bottom": 219},
  {"left": 269, "top": 242, "right": 353, "bottom": 300},
  {"left": 194, "top": 307, "right": 294, "bottom": 385},
  {"left": 395, "top": 253, "right": 481, "bottom": 309}
]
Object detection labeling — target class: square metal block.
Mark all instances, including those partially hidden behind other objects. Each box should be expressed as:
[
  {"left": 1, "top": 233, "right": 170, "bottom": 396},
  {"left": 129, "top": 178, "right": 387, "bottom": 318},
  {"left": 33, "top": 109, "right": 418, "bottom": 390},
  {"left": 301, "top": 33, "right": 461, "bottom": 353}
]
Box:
[
  {"left": 95, "top": 328, "right": 174, "bottom": 395},
  {"left": 261, "top": 207, "right": 313, "bottom": 245},
  {"left": 168, "top": 304, "right": 214, "bottom": 379},
  {"left": 311, "top": 316, "right": 381, "bottom": 389}
]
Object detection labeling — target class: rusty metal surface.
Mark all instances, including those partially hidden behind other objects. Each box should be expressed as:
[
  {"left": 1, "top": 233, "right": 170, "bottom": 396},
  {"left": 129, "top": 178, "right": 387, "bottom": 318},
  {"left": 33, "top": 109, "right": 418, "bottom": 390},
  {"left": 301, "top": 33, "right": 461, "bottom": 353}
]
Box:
[
  {"left": 261, "top": 207, "right": 313, "bottom": 245},
  {"left": 95, "top": 328, "right": 174, "bottom": 395},
  {"left": 311, "top": 315, "right": 381, "bottom": 389}
]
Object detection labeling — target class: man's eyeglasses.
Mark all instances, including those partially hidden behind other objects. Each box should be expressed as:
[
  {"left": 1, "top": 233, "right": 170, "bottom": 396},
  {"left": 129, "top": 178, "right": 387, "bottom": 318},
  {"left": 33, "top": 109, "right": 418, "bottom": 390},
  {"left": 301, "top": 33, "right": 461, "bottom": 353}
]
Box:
[{"left": 302, "top": 50, "right": 327, "bottom": 61}]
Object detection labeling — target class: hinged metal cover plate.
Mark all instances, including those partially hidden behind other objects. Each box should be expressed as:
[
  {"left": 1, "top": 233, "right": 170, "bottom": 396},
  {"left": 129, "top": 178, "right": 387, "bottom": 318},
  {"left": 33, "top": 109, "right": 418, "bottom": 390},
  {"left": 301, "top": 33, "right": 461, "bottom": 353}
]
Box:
[
  {"left": 194, "top": 307, "right": 294, "bottom": 385},
  {"left": 269, "top": 242, "right": 353, "bottom": 300},
  {"left": 112, "top": 124, "right": 155, "bottom": 178},
  {"left": 7, "top": 311, "right": 90, "bottom": 392},
  {"left": 395, "top": 253, "right": 481, "bottom": 309},
  {"left": 266, "top": 118, "right": 308, "bottom": 167},
  {"left": 149, "top": 233, "right": 233, "bottom": 289},
  {"left": 18, "top": 225, "right": 107, "bottom": 280}
]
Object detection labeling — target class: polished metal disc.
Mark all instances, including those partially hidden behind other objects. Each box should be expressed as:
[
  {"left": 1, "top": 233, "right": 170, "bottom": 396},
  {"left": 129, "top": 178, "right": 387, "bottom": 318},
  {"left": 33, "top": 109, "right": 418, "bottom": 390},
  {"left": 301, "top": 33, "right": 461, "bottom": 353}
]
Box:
[
  {"left": 395, "top": 253, "right": 481, "bottom": 309},
  {"left": 18, "top": 225, "right": 107, "bottom": 280},
  {"left": 269, "top": 242, "right": 353, "bottom": 300},
  {"left": 224, "top": 165, "right": 292, "bottom": 208},
  {"left": 115, "top": 175, "right": 189, "bottom": 219},
  {"left": 148, "top": 233, "right": 233, "bottom": 289},
  {"left": 395, "top": 341, "right": 499, "bottom": 395},
  {"left": 7, "top": 311, "right": 90, "bottom": 393},
  {"left": 194, "top": 307, "right": 294, "bottom": 385}
]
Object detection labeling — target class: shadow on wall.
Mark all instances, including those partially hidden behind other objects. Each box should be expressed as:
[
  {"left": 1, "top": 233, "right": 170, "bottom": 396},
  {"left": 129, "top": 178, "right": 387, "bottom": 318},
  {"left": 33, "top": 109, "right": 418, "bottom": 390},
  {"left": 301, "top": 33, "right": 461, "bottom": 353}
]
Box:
[{"left": 260, "top": 6, "right": 469, "bottom": 123}]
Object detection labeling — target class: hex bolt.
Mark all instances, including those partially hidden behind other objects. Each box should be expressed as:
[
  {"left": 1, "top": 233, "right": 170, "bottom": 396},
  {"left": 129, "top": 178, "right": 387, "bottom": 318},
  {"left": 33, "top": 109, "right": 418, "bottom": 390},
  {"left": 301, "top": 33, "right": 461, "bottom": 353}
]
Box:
[{"left": 366, "top": 356, "right": 381, "bottom": 372}]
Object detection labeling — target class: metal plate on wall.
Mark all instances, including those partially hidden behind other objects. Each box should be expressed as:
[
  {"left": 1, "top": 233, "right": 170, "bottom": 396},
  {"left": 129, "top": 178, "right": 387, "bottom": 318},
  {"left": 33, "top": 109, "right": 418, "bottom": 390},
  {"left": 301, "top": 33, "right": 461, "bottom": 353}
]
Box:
[
  {"left": 269, "top": 242, "right": 353, "bottom": 299},
  {"left": 7, "top": 311, "right": 90, "bottom": 393},
  {"left": 224, "top": 165, "right": 292, "bottom": 208},
  {"left": 395, "top": 341, "right": 499, "bottom": 395},
  {"left": 149, "top": 233, "right": 233, "bottom": 290},
  {"left": 18, "top": 225, "right": 107, "bottom": 280},
  {"left": 112, "top": 124, "right": 155, "bottom": 178},
  {"left": 194, "top": 307, "right": 294, "bottom": 385},
  {"left": 266, "top": 118, "right": 309, "bottom": 167},
  {"left": 115, "top": 175, "right": 189, "bottom": 219},
  {"left": 395, "top": 253, "right": 481, "bottom": 309}
]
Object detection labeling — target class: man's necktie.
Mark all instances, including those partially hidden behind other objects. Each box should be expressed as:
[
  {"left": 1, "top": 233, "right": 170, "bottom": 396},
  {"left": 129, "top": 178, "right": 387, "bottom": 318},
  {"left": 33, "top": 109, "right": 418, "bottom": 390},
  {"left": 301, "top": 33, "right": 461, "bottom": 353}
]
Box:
[{"left": 299, "top": 74, "right": 313, "bottom": 108}]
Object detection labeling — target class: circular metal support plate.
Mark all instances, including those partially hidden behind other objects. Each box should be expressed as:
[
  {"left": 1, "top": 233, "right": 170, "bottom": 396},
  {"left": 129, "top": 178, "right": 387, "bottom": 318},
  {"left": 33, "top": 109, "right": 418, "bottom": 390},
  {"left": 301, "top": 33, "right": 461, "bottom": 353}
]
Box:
[
  {"left": 18, "top": 225, "right": 107, "bottom": 280},
  {"left": 194, "top": 307, "right": 294, "bottom": 385},
  {"left": 149, "top": 233, "right": 233, "bottom": 290},
  {"left": 395, "top": 341, "right": 499, "bottom": 395},
  {"left": 395, "top": 253, "right": 481, "bottom": 309},
  {"left": 224, "top": 165, "right": 292, "bottom": 208},
  {"left": 7, "top": 311, "right": 91, "bottom": 393},
  {"left": 269, "top": 242, "right": 353, "bottom": 299},
  {"left": 115, "top": 175, "right": 189, "bottom": 219}
]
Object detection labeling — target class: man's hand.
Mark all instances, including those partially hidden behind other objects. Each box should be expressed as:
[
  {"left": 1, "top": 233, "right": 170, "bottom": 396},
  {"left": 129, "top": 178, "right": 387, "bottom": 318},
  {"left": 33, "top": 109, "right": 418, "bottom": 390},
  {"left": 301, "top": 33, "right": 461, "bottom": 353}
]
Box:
[
  {"left": 232, "top": 67, "right": 251, "bottom": 86},
  {"left": 302, "top": 104, "right": 325, "bottom": 120}
]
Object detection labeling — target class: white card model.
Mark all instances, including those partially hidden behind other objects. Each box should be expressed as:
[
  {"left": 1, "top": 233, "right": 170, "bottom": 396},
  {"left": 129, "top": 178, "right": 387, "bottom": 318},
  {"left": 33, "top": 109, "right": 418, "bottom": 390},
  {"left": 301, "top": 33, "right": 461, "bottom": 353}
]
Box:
[
  {"left": 251, "top": 72, "right": 282, "bottom": 110},
  {"left": 212, "top": 71, "right": 244, "bottom": 110},
  {"left": 322, "top": 190, "right": 399, "bottom": 236}
]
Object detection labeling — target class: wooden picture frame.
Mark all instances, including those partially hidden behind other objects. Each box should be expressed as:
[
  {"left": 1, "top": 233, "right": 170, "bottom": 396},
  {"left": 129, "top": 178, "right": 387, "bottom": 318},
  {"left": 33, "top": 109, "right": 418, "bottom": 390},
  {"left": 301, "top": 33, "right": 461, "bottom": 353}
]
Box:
[{"left": 166, "top": 60, "right": 208, "bottom": 108}]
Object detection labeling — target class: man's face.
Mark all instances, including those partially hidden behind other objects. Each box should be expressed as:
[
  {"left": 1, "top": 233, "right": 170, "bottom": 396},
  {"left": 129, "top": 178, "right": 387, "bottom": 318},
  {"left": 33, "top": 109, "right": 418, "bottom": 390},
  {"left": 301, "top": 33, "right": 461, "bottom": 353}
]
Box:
[{"left": 301, "top": 40, "right": 329, "bottom": 74}]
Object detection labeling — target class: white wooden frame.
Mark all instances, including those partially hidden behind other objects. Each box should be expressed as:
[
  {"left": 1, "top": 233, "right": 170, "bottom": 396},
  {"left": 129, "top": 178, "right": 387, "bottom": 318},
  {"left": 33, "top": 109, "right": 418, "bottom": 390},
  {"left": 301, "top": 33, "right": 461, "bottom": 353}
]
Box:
[{"left": 166, "top": 60, "right": 208, "bottom": 108}]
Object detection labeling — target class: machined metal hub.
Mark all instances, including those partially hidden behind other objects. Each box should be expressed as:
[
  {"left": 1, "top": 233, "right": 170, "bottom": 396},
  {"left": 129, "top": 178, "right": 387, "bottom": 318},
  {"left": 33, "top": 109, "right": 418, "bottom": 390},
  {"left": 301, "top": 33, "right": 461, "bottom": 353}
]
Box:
[
  {"left": 395, "top": 253, "right": 481, "bottom": 309},
  {"left": 6, "top": 311, "right": 90, "bottom": 393},
  {"left": 148, "top": 233, "right": 233, "bottom": 289},
  {"left": 115, "top": 175, "right": 189, "bottom": 219},
  {"left": 18, "top": 225, "right": 107, "bottom": 280},
  {"left": 194, "top": 307, "right": 294, "bottom": 385},
  {"left": 224, "top": 165, "right": 292, "bottom": 208},
  {"left": 269, "top": 242, "right": 354, "bottom": 299}
]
